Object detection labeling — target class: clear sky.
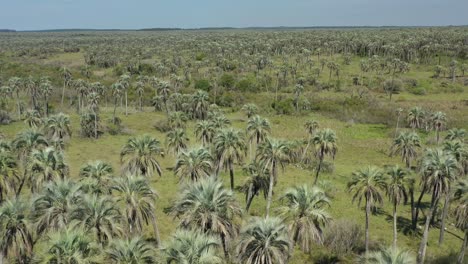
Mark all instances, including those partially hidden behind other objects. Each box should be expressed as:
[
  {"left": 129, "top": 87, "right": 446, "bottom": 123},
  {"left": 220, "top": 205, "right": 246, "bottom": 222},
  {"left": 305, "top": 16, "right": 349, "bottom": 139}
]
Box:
[{"left": 2, "top": 0, "right": 468, "bottom": 30}]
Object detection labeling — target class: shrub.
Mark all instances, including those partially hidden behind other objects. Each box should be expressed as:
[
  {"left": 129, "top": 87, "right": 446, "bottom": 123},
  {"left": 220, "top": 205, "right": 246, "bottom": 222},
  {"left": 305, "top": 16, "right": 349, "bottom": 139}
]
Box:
[
  {"left": 220, "top": 74, "right": 235, "bottom": 89},
  {"left": 271, "top": 98, "right": 294, "bottom": 115},
  {"left": 323, "top": 219, "right": 364, "bottom": 256},
  {"left": 408, "top": 87, "right": 427, "bottom": 95},
  {"left": 194, "top": 79, "right": 212, "bottom": 91},
  {"left": 153, "top": 119, "right": 171, "bottom": 133},
  {"left": 0, "top": 110, "right": 11, "bottom": 125}
]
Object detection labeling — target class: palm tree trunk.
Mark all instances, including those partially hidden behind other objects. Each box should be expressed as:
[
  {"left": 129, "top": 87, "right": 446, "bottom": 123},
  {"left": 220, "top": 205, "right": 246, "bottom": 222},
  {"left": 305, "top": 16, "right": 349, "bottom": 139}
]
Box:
[
  {"left": 414, "top": 185, "right": 427, "bottom": 229},
  {"left": 113, "top": 98, "right": 117, "bottom": 121},
  {"left": 94, "top": 111, "right": 98, "bottom": 139},
  {"left": 395, "top": 115, "right": 400, "bottom": 138},
  {"left": 314, "top": 157, "right": 323, "bottom": 185},
  {"left": 436, "top": 127, "right": 440, "bottom": 145},
  {"left": 410, "top": 187, "right": 416, "bottom": 230},
  {"left": 151, "top": 215, "right": 161, "bottom": 247},
  {"left": 246, "top": 184, "right": 254, "bottom": 212},
  {"left": 393, "top": 200, "right": 398, "bottom": 249},
  {"left": 61, "top": 79, "right": 66, "bottom": 107},
  {"left": 458, "top": 230, "right": 467, "bottom": 264},
  {"left": 438, "top": 193, "right": 451, "bottom": 245},
  {"left": 266, "top": 161, "right": 276, "bottom": 217},
  {"left": 417, "top": 197, "right": 439, "bottom": 264},
  {"left": 229, "top": 161, "right": 235, "bottom": 190},
  {"left": 365, "top": 198, "right": 370, "bottom": 258},
  {"left": 125, "top": 91, "right": 128, "bottom": 116}
]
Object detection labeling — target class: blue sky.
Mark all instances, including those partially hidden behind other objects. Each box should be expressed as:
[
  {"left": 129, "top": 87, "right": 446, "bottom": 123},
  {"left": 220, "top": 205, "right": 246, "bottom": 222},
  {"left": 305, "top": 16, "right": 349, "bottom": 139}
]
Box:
[{"left": 2, "top": 0, "right": 468, "bottom": 30}]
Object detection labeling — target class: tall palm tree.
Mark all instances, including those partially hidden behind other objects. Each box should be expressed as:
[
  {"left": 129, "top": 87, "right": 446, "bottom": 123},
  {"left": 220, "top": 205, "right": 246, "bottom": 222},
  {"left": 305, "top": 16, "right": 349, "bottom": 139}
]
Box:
[
  {"left": 391, "top": 131, "right": 421, "bottom": 169},
  {"left": 208, "top": 113, "right": 231, "bottom": 131},
  {"left": 156, "top": 81, "right": 171, "bottom": 115},
  {"left": 9, "top": 76, "right": 23, "bottom": 118},
  {"left": 241, "top": 103, "right": 258, "bottom": 119},
  {"left": 301, "top": 120, "right": 319, "bottom": 162},
  {"left": 195, "top": 120, "right": 214, "bottom": 146},
  {"left": 213, "top": 128, "right": 246, "bottom": 190},
  {"left": 161, "top": 229, "right": 222, "bottom": 264},
  {"left": 174, "top": 147, "right": 213, "bottom": 182},
  {"left": 120, "top": 135, "right": 164, "bottom": 178},
  {"left": 246, "top": 115, "right": 271, "bottom": 159},
  {"left": 39, "top": 79, "right": 53, "bottom": 116},
  {"left": 239, "top": 162, "right": 269, "bottom": 212},
  {"left": 111, "top": 82, "right": 123, "bottom": 121},
  {"left": 107, "top": 237, "right": 157, "bottom": 263},
  {"left": 431, "top": 111, "right": 446, "bottom": 144},
  {"left": 443, "top": 140, "right": 467, "bottom": 176},
  {"left": 79, "top": 160, "right": 113, "bottom": 195},
  {"left": 257, "top": 138, "right": 290, "bottom": 217},
  {"left": 59, "top": 67, "right": 72, "bottom": 107},
  {"left": 0, "top": 150, "right": 18, "bottom": 202},
  {"left": 32, "top": 179, "right": 81, "bottom": 234},
  {"left": 385, "top": 165, "right": 408, "bottom": 249},
  {"left": 0, "top": 198, "right": 34, "bottom": 263},
  {"left": 71, "top": 194, "right": 122, "bottom": 244},
  {"left": 407, "top": 107, "right": 424, "bottom": 130},
  {"left": 166, "top": 128, "right": 189, "bottom": 156},
  {"left": 120, "top": 74, "right": 131, "bottom": 116},
  {"left": 87, "top": 91, "right": 100, "bottom": 139},
  {"left": 453, "top": 178, "right": 468, "bottom": 264},
  {"left": 135, "top": 81, "right": 145, "bottom": 111},
  {"left": 348, "top": 166, "right": 387, "bottom": 256},
  {"left": 165, "top": 178, "right": 241, "bottom": 257},
  {"left": 13, "top": 129, "right": 48, "bottom": 160},
  {"left": 45, "top": 113, "right": 72, "bottom": 142},
  {"left": 312, "top": 129, "right": 338, "bottom": 185},
  {"left": 367, "top": 247, "right": 415, "bottom": 264},
  {"left": 417, "top": 149, "right": 458, "bottom": 264},
  {"left": 42, "top": 228, "right": 100, "bottom": 263},
  {"left": 191, "top": 90, "right": 209, "bottom": 120},
  {"left": 294, "top": 84, "right": 304, "bottom": 112},
  {"left": 27, "top": 146, "right": 68, "bottom": 193},
  {"left": 394, "top": 108, "right": 404, "bottom": 138},
  {"left": 278, "top": 185, "right": 331, "bottom": 253},
  {"left": 236, "top": 217, "right": 291, "bottom": 264}
]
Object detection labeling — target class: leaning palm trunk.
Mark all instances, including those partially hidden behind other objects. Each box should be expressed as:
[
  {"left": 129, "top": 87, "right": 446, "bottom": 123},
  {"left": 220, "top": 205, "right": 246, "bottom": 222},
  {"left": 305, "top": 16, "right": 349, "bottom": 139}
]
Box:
[
  {"left": 438, "top": 193, "right": 451, "bottom": 245},
  {"left": 266, "top": 161, "right": 276, "bottom": 217},
  {"left": 458, "top": 229, "right": 467, "bottom": 264},
  {"left": 417, "top": 193, "right": 439, "bottom": 264},
  {"left": 245, "top": 184, "right": 254, "bottom": 212},
  {"left": 413, "top": 185, "right": 427, "bottom": 229},
  {"left": 314, "top": 157, "right": 323, "bottom": 185},
  {"left": 152, "top": 215, "right": 161, "bottom": 247}
]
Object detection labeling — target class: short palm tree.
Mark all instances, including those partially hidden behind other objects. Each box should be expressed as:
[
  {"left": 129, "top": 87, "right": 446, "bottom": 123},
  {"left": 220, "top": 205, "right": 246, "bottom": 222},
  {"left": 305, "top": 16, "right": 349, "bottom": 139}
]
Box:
[
  {"left": 239, "top": 162, "right": 269, "bottom": 212},
  {"left": 241, "top": 103, "right": 258, "bottom": 119},
  {"left": 45, "top": 113, "right": 72, "bottom": 141},
  {"left": 161, "top": 229, "right": 223, "bottom": 264},
  {"left": 209, "top": 113, "right": 231, "bottom": 131},
  {"left": 13, "top": 129, "right": 48, "bottom": 160},
  {"left": 385, "top": 165, "right": 408, "bottom": 249},
  {"left": 79, "top": 160, "right": 114, "bottom": 195},
  {"left": 407, "top": 107, "right": 424, "bottom": 130},
  {"left": 32, "top": 179, "right": 81, "bottom": 234},
  {"left": 111, "top": 174, "right": 161, "bottom": 245},
  {"left": 27, "top": 146, "right": 69, "bottom": 193},
  {"left": 367, "top": 247, "right": 415, "bottom": 264},
  {"left": 312, "top": 129, "right": 338, "bottom": 185},
  {"left": 246, "top": 115, "right": 271, "bottom": 159},
  {"left": 107, "top": 237, "right": 157, "bottom": 264},
  {"left": 165, "top": 178, "right": 241, "bottom": 257},
  {"left": 41, "top": 228, "right": 100, "bottom": 263},
  {"left": 453, "top": 178, "right": 468, "bottom": 264},
  {"left": 348, "top": 166, "right": 387, "bottom": 256},
  {"left": 166, "top": 128, "right": 189, "bottom": 156},
  {"left": 236, "top": 217, "right": 292, "bottom": 264},
  {"left": 257, "top": 138, "right": 290, "bottom": 216},
  {"left": 391, "top": 131, "right": 421, "bottom": 169},
  {"left": 278, "top": 185, "right": 331, "bottom": 253},
  {"left": 0, "top": 150, "right": 18, "bottom": 202},
  {"left": 431, "top": 111, "right": 446, "bottom": 144},
  {"left": 24, "top": 109, "right": 42, "bottom": 128},
  {"left": 417, "top": 149, "right": 458, "bottom": 264},
  {"left": 174, "top": 147, "right": 213, "bottom": 182},
  {"left": 120, "top": 135, "right": 164, "bottom": 177},
  {"left": 445, "top": 128, "right": 465, "bottom": 142},
  {"left": 0, "top": 198, "right": 34, "bottom": 262},
  {"left": 213, "top": 128, "right": 246, "bottom": 190},
  {"left": 191, "top": 90, "right": 210, "bottom": 120},
  {"left": 168, "top": 111, "right": 188, "bottom": 129},
  {"left": 195, "top": 120, "right": 215, "bottom": 146},
  {"left": 71, "top": 194, "right": 122, "bottom": 244},
  {"left": 443, "top": 140, "right": 467, "bottom": 176}
]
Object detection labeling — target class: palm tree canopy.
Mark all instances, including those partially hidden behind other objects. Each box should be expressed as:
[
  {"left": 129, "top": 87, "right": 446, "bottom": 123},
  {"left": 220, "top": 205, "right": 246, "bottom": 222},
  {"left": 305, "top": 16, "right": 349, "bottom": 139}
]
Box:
[
  {"left": 348, "top": 166, "right": 387, "bottom": 208},
  {"left": 107, "top": 237, "right": 157, "bottom": 264},
  {"left": 214, "top": 128, "right": 246, "bottom": 171},
  {"left": 121, "top": 135, "right": 164, "bottom": 177},
  {"left": 247, "top": 115, "right": 271, "bottom": 144},
  {"left": 312, "top": 129, "right": 338, "bottom": 160},
  {"left": 367, "top": 247, "right": 415, "bottom": 264},
  {"left": 174, "top": 147, "right": 213, "bottom": 182}
]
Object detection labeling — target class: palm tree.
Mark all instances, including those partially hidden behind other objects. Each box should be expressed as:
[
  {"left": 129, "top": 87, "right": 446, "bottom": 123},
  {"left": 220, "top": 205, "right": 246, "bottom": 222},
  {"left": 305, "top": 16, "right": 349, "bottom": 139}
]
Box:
[
  {"left": 174, "top": 147, "right": 213, "bottom": 182},
  {"left": 395, "top": 108, "right": 404, "bottom": 138},
  {"left": 257, "top": 138, "right": 290, "bottom": 217},
  {"left": 0, "top": 198, "right": 34, "bottom": 262},
  {"left": 107, "top": 237, "right": 157, "bottom": 263},
  {"left": 42, "top": 228, "right": 100, "bottom": 263},
  {"left": 453, "top": 178, "right": 468, "bottom": 264},
  {"left": 71, "top": 194, "right": 122, "bottom": 244},
  {"left": 348, "top": 166, "right": 387, "bottom": 256},
  {"left": 213, "top": 128, "right": 246, "bottom": 190},
  {"left": 236, "top": 217, "right": 291, "bottom": 264},
  {"left": 241, "top": 103, "right": 258, "bottom": 119},
  {"left": 168, "top": 111, "right": 188, "bottom": 129},
  {"left": 111, "top": 82, "right": 123, "bottom": 121},
  {"left": 391, "top": 131, "right": 421, "bottom": 169},
  {"left": 9, "top": 76, "right": 23, "bottom": 118},
  {"left": 112, "top": 175, "right": 161, "bottom": 245},
  {"left": 294, "top": 84, "right": 304, "bottom": 112},
  {"left": 208, "top": 113, "right": 231, "bottom": 131},
  {"left": 431, "top": 111, "right": 446, "bottom": 144},
  {"left": 166, "top": 128, "right": 189, "bottom": 156},
  {"left": 79, "top": 160, "right": 113, "bottom": 195},
  {"left": 135, "top": 81, "right": 145, "bottom": 111},
  {"left": 45, "top": 113, "right": 72, "bottom": 141},
  {"left": 39, "top": 79, "right": 53, "bottom": 116},
  {"left": 161, "top": 229, "right": 222, "bottom": 264},
  {"left": 195, "top": 120, "right": 214, "bottom": 146},
  {"left": 246, "top": 115, "right": 271, "bottom": 159},
  {"left": 239, "top": 162, "right": 269, "bottom": 212},
  {"left": 87, "top": 91, "right": 100, "bottom": 139},
  {"left": 59, "top": 67, "right": 72, "bottom": 107},
  {"left": 24, "top": 109, "right": 42, "bottom": 128},
  {"left": 278, "top": 185, "right": 331, "bottom": 253},
  {"left": 407, "top": 107, "right": 424, "bottom": 130},
  {"left": 312, "top": 129, "right": 338, "bottom": 185},
  {"left": 156, "top": 81, "right": 171, "bottom": 115},
  {"left": 367, "top": 247, "right": 415, "bottom": 264},
  {"left": 27, "top": 146, "right": 68, "bottom": 193},
  {"left": 385, "top": 165, "right": 408, "bottom": 249},
  {"left": 32, "top": 179, "right": 81, "bottom": 234},
  {"left": 301, "top": 120, "right": 319, "bottom": 162},
  {"left": 0, "top": 150, "right": 18, "bottom": 202},
  {"left": 120, "top": 74, "right": 131, "bottom": 116},
  {"left": 417, "top": 149, "right": 458, "bottom": 264},
  {"left": 165, "top": 178, "right": 241, "bottom": 257},
  {"left": 191, "top": 90, "right": 209, "bottom": 120},
  {"left": 445, "top": 128, "right": 465, "bottom": 142},
  {"left": 120, "top": 135, "right": 164, "bottom": 177}
]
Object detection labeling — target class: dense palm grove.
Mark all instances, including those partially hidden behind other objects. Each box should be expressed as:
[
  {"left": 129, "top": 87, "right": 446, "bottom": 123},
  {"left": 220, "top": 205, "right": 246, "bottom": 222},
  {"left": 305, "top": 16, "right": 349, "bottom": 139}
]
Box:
[{"left": 0, "top": 28, "right": 467, "bottom": 263}]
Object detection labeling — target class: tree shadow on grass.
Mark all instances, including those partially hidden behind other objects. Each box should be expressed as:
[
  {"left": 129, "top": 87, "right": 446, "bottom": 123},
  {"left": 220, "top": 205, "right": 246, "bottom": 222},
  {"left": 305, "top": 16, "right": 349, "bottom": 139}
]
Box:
[{"left": 427, "top": 251, "right": 460, "bottom": 264}]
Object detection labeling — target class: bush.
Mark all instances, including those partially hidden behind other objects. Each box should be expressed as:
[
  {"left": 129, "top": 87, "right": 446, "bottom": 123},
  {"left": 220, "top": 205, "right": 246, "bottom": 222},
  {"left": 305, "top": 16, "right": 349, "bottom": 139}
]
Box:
[
  {"left": 0, "top": 110, "right": 11, "bottom": 125},
  {"left": 408, "top": 87, "right": 427, "bottom": 95},
  {"left": 271, "top": 98, "right": 294, "bottom": 115},
  {"left": 220, "top": 74, "right": 235, "bottom": 89},
  {"left": 323, "top": 219, "right": 364, "bottom": 256},
  {"left": 194, "top": 79, "right": 212, "bottom": 91},
  {"left": 153, "top": 119, "right": 171, "bottom": 133}
]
